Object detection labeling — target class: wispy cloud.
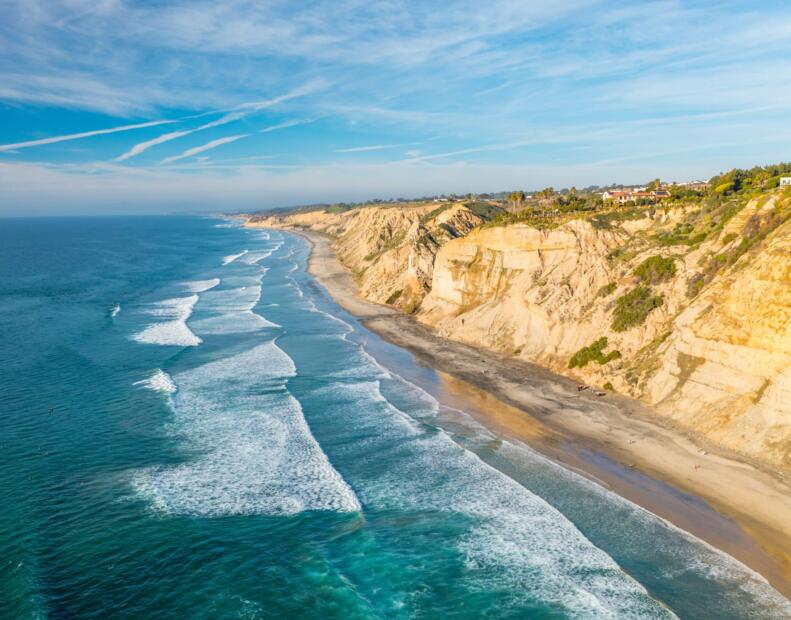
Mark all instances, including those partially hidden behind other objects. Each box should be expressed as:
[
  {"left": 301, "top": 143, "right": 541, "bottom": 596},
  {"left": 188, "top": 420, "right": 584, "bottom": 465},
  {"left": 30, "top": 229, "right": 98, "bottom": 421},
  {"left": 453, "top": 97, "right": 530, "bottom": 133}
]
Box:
[
  {"left": 0, "top": 120, "right": 176, "bottom": 153},
  {"left": 335, "top": 144, "right": 405, "bottom": 153},
  {"left": 116, "top": 129, "right": 194, "bottom": 162},
  {"left": 162, "top": 134, "right": 249, "bottom": 164},
  {"left": 400, "top": 140, "right": 543, "bottom": 163},
  {"left": 115, "top": 82, "right": 323, "bottom": 162},
  {"left": 261, "top": 118, "right": 315, "bottom": 133}
]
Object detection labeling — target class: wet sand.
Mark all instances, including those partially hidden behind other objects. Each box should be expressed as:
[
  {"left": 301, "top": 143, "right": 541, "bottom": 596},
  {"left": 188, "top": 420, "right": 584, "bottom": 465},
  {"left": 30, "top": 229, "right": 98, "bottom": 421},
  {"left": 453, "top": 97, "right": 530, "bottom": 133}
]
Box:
[{"left": 289, "top": 227, "right": 791, "bottom": 599}]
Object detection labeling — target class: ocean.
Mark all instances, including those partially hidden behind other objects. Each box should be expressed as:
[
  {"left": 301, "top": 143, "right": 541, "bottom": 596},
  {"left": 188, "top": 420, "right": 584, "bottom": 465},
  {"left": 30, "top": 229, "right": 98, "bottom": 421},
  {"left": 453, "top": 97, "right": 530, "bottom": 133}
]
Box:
[{"left": 1, "top": 215, "right": 788, "bottom": 619}]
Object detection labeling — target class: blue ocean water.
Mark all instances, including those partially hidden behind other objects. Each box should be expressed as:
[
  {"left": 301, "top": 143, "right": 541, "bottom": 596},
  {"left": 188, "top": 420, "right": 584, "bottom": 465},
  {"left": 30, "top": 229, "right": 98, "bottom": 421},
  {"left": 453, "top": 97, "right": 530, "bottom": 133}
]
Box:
[{"left": 1, "top": 215, "right": 789, "bottom": 619}]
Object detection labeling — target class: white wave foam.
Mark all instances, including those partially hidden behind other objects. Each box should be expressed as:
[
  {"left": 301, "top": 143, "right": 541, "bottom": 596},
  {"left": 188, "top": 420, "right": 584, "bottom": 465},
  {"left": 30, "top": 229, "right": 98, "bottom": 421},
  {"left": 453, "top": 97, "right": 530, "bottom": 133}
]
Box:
[
  {"left": 134, "top": 369, "right": 177, "bottom": 394},
  {"left": 289, "top": 281, "right": 305, "bottom": 298},
  {"left": 111, "top": 303, "right": 121, "bottom": 318},
  {"left": 305, "top": 296, "right": 355, "bottom": 333},
  {"left": 190, "top": 312, "right": 279, "bottom": 334},
  {"left": 182, "top": 278, "right": 220, "bottom": 292},
  {"left": 132, "top": 295, "right": 202, "bottom": 347},
  {"left": 222, "top": 250, "right": 248, "bottom": 266},
  {"left": 191, "top": 280, "right": 281, "bottom": 334},
  {"left": 220, "top": 273, "right": 267, "bottom": 288},
  {"left": 133, "top": 340, "right": 360, "bottom": 516},
  {"left": 199, "top": 285, "right": 262, "bottom": 313},
  {"left": 239, "top": 250, "right": 272, "bottom": 265}
]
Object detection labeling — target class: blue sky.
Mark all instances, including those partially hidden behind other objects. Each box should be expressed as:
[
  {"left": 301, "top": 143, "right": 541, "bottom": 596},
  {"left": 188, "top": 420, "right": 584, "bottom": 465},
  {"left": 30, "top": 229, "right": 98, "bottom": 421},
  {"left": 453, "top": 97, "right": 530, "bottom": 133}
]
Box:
[{"left": 1, "top": 0, "right": 791, "bottom": 214}]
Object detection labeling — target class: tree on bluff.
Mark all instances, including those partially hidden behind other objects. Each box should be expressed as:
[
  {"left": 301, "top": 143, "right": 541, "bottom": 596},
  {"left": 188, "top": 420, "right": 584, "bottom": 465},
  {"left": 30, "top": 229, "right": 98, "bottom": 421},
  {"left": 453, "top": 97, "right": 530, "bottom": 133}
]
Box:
[{"left": 507, "top": 191, "right": 526, "bottom": 211}]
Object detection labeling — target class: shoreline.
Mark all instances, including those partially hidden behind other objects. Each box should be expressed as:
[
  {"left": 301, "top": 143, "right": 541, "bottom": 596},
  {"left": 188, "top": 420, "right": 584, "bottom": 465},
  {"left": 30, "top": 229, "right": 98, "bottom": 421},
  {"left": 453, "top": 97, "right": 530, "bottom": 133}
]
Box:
[{"left": 281, "top": 226, "right": 791, "bottom": 599}]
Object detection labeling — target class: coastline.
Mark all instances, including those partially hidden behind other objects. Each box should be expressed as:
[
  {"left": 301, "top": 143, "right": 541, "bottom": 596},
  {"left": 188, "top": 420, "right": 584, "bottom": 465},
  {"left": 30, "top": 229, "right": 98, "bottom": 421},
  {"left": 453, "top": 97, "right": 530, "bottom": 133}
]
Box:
[{"left": 284, "top": 226, "right": 791, "bottom": 599}]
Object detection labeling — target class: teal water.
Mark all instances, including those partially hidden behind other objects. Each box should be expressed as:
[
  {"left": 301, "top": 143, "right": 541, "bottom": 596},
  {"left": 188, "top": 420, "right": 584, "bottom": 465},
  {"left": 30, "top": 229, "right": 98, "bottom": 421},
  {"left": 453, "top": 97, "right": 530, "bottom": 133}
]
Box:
[{"left": 1, "top": 216, "right": 789, "bottom": 619}]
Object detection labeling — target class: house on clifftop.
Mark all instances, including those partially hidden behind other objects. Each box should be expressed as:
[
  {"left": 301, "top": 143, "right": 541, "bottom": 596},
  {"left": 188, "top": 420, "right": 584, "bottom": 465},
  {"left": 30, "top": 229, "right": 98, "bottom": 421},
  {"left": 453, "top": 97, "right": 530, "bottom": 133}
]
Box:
[{"left": 600, "top": 189, "right": 671, "bottom": 205}]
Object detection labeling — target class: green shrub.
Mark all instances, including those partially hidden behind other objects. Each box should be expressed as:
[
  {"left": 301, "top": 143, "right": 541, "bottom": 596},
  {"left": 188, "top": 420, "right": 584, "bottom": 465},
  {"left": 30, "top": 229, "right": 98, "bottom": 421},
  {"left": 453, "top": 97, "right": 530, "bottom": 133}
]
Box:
[
  {"left": 721, "top": 232, "right": 738, "bottom": 244},
  {"left": 465, "top": 201, "right": 504, "bottom": 221},
  {"left": 386, "top": 289, "right": 403, "bottom": 304},
  {"left": 590, "top": 207, "right": 645, "bottom": 230},
  {"left": 363, "top": 230, "right": 406, "bottom": 262},
  {"left": 419, "top": 205, "right": 449, "bottom": 225},
  {"left": 655, "top": 226, "right": 702, "bottom": 246},
  {"left": 633, "top": 255, "right": 676, "bottom": 284},
  {"left": 597, "top": 282, "right": 617, "bottom": 297},
  {"left": 686, "top": 273, "right": 705, "bottom": 298},
  {"left": 568, "top": 337, "right": 622, "bottom": 369},
  {"left": 603, "top": 382, "right": 615, "bottom": 391},
  {"left": 612, "top": 286, "right": 664, "bottom": 332},
  {"left": 324, "top": 204, "right": 354, "bottom": 214}
]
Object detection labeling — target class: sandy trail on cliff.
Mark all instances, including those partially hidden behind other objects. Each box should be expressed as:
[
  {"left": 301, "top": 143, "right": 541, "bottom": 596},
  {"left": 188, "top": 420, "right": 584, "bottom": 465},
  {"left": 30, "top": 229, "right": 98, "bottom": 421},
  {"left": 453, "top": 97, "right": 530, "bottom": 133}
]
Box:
[{"left": 292, "top": 228, "right": 791, "bottom": 599}]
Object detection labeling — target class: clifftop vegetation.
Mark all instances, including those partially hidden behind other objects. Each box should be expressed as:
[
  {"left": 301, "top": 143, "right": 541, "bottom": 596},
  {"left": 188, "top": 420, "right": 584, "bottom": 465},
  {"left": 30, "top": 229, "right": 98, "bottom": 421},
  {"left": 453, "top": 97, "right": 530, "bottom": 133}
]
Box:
[{"left": 248, "top": 162, "right": 791, "bottom": 242}]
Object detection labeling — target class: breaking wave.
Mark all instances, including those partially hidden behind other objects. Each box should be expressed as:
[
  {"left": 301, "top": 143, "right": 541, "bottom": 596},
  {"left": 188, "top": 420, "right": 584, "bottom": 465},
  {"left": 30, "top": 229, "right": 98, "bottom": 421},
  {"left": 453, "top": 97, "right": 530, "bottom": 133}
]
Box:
[
  {"left": 134, "top": 369, "right": 177, "bottom": 394},
  {"left": 191, "top": 280, "right": 280, "bottom": 334},
  {"left": 222, "top": 250, "right": 248, "bottom": 266},
  {"left": 182, "top": 278, "right": 220, "bottom": 292},
  {"left": 133, "top": 340, "right": 360, "bottom": 516},
  {"left": 132, "top": 295, "right": 201, "bottom": 347}
]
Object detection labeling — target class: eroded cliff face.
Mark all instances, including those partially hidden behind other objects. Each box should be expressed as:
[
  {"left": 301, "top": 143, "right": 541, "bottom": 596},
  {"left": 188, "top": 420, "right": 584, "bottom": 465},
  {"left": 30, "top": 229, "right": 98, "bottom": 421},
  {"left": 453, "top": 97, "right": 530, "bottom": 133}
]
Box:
[
  {"left": 417, "top": 193, "right": 791, "bottom": 467},
  {"left": 419, "top": 221, "right": 631, "bottom": 362},
  {"left": 247, "top": 202, "right": 484, "bottom": 311},
  {"left": 649, "top": 217, "right": 791, "bottom": 464},
  {"left": 248, "top": 192, "right": 791, "bottom": 467}
]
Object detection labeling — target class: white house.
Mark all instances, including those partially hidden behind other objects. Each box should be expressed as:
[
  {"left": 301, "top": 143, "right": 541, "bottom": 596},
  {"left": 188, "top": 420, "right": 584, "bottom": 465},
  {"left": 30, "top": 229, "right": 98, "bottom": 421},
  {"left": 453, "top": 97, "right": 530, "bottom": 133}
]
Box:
[{"left": 780, "top": 177, "right": 791, "bottom": 187}]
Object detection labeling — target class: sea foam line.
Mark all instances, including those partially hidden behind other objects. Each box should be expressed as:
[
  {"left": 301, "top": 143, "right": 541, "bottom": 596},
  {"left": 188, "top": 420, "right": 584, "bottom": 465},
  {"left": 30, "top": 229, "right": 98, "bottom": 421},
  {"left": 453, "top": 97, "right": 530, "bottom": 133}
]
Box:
[
  {"left": 132, "top": 294, "right": 202, "bottom": 347},
  {"left": 182, "top": 278, "right": 220, "bottom": 292},
  {"left": 189, "top": 269, "right": 281, "bottom": 334},
  {"left": 222, "top": 250, "right": 248, "bottom": 266}
]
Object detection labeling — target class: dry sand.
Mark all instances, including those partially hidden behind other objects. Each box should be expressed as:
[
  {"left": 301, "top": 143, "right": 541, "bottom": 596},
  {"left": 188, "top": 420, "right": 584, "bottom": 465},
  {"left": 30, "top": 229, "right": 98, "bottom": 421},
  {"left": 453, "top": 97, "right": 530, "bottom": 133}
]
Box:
[{"left": 291, "top": 228, "right": 791, "bottom": 598}]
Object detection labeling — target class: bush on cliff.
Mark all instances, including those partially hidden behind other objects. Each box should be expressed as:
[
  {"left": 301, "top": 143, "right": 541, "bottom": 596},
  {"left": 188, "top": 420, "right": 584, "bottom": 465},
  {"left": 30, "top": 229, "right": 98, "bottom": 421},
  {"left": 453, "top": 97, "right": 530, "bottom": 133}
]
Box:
[
  {"left": 568, "top": 337, "right": 622, "bottom": 369},
  {"left": 633, "top": 255, "right": 676, "bottom": 284},
  {"left": 611, "top": 286, "right": 664, "bottom": 332},
  {"left": 597, "top": 282, "right": 617, "bottom": 297}
]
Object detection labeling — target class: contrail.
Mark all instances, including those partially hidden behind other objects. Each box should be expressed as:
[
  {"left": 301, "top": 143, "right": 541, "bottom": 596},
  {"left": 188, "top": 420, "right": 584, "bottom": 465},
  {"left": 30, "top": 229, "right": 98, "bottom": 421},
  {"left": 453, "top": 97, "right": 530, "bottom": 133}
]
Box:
[
  {"left": 162, "top": 134, "right": 250, "bottom": 164},
  {"left": 0, "top": 120, "right": 176, "bottom": 152}
]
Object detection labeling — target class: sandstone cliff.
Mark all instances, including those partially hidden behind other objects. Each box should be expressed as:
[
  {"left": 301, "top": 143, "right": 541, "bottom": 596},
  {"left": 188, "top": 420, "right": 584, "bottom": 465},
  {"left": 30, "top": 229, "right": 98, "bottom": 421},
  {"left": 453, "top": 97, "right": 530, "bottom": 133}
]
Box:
[
  {"left": 247, "top": 202, "right": 484, "bottom": 311},
  {"left": 416, "top": 192, "right": 791, "bottom": 467},
  {"left": 248, "top": 190, "right": 791, "bottom": 467}
]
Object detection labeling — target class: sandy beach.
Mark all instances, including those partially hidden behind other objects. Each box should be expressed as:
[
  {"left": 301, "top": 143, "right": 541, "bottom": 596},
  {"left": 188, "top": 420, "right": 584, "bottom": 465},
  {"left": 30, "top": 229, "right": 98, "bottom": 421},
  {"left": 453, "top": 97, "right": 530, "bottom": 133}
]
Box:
[{"left": 290, "top": 227, "right": 791, "bottom": 599}]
